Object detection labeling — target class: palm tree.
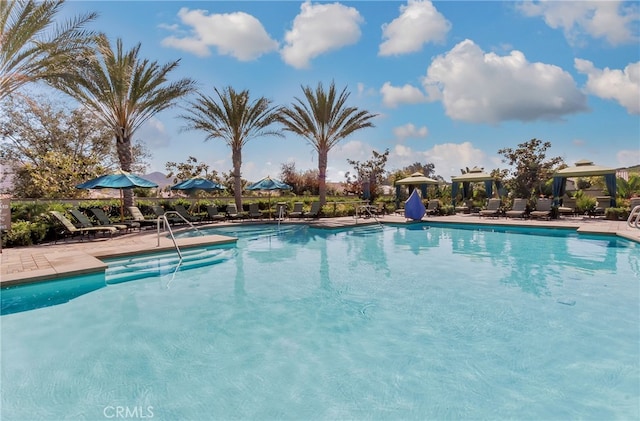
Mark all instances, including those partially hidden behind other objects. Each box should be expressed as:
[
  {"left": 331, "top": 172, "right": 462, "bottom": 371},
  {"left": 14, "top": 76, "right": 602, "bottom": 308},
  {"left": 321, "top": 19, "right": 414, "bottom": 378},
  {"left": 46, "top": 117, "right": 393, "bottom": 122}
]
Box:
[
  {"left": 0, "top": 0, "right": 97, "bottom": 100},
  {"left": 278, "top": 81, "right": 377, "bottom": 206},
  {"left": 180, "top": 86, "right": 282, "bottom": 210},
  {"left": 53, "top": 34, "right": 196, "bottom": 208}
]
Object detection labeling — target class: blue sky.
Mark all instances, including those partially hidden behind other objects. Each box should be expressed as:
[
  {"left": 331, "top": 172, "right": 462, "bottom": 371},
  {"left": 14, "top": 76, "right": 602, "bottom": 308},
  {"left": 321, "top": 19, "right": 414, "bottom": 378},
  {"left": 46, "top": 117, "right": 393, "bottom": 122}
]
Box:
[{"left": 62, "top": 0, "right": 639, "bottom": 182}]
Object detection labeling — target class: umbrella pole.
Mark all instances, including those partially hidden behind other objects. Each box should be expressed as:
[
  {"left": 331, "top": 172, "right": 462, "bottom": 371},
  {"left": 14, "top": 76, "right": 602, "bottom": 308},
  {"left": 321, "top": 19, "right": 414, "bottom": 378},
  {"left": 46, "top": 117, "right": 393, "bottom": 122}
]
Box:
[{"left": 119, "top": 189, "right": 124, "bottom": 222}]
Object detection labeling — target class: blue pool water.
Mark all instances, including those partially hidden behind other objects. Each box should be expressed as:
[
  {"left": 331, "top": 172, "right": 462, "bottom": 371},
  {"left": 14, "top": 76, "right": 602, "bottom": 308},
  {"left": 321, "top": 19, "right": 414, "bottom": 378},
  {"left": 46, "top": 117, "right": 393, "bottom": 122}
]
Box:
[{"left": 1, "top": 223, "right": 639, "bottom": 420}]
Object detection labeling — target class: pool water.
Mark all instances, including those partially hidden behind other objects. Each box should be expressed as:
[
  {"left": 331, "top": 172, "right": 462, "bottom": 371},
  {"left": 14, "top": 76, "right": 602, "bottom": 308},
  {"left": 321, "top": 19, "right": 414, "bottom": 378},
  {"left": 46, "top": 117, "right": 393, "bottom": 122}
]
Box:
[{"left": 2, "top": 224, "right": 639, "bottom": 420}]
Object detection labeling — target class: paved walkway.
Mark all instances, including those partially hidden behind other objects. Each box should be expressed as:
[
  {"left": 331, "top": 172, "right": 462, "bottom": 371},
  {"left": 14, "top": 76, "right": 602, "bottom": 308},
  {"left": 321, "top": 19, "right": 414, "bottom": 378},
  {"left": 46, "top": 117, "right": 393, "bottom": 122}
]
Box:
[{"left": 2, "top": 214, "right": 638, "bottom": 286}]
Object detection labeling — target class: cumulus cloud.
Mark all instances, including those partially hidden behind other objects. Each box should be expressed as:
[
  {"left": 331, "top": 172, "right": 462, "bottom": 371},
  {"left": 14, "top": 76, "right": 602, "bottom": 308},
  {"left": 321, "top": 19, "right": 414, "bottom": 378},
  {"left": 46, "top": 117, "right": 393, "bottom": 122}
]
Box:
[
  {"left": 518, "top": 0, "right": 639, "bottom": 46},
  {"left": 161, "top": 8, "right": 279, "bottom": 60},
  {"left": 380, "top": 82, "right": 427, "bottom": 108},
  {"left": 281, "top": 1, "right": 363, "bottom": 69},
  {"left": 389, "top": 141, "right": 492, "bottom": 181},
  {"left": 393, "top": 123, "right": 429, "bottom": 141},
  {"left": 422, "top": 39, "right": 588, "bottom": 123},
  {"left": 575, "top": 59, "right": 640, "bottom": 114},
  {"left": 617, "top": 149, "right": 640, "bottom": 167},
  {"left": 379, "top": 0, "right": 451, "bottom": 56},
  {"left": 138, "top": 118, "right": 171, "bottom": 148}
]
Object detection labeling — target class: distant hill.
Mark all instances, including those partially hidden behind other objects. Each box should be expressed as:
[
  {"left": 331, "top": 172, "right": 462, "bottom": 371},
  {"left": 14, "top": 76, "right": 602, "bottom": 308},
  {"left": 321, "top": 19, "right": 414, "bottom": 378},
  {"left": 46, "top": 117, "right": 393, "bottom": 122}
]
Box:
[{"left": 144, "top": 172, "right": 173, "bottom": 189}]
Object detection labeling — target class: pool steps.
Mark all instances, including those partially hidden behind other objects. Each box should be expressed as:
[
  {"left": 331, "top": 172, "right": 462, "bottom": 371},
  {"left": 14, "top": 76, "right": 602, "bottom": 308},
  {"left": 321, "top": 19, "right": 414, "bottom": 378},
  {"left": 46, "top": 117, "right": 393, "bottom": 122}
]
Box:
[{"left": 105, "top": 247, "right": 235, "bottom": 284}]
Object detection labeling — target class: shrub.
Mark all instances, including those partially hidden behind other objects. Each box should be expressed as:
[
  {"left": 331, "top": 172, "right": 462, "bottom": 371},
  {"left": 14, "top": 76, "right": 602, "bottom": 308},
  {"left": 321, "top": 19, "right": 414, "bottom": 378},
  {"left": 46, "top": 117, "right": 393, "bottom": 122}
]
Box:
[{"left": 605, "top": 207, "right": 629, "bottom": 220}]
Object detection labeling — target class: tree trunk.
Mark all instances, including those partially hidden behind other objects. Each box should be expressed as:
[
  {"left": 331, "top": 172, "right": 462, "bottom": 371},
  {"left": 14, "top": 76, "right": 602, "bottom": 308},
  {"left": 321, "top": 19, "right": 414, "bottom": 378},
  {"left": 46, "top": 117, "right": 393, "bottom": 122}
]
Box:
[
  {"left": 116, "top": 132, "right": 134, "bottom": 208},
  {"left": 232, "top": 147, "right": 243, "bottom": 211},
  {"left": 318, "top": 148, "right": 328, "bottom": 206}
]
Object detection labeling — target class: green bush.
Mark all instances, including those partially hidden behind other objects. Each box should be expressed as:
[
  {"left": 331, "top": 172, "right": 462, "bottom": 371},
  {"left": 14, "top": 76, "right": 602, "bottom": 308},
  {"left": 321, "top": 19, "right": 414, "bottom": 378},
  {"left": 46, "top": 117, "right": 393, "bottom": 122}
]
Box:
[
  {"left": 2, "top": 219, "right": 48, "bottom": 247},
  {"left": 605, "top": 207, "right": 629, "bottom": 220}
]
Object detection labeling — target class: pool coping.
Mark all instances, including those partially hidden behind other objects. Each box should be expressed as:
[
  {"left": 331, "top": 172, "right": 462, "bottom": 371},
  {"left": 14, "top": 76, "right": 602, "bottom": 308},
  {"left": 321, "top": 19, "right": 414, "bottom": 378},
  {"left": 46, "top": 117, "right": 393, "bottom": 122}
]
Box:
[{"left": 2, "top": 214, "right": 638, "bottom": 287}]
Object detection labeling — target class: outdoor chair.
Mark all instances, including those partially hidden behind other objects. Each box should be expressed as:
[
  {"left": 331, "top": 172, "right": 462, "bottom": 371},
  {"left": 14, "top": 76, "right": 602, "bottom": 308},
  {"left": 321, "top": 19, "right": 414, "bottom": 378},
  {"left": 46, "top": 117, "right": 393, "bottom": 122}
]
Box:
[
  {"left": 205, "top": 205, "right": 225, "bottom": 222},
  {"left": 425, "top": 200, "right": 441, "bottom": 216},
  {"left": 173, "top": 204, "right": 202, "bottom": 223},
  {"left": 304, "top": 201, "right": 321, "bottom": 219},
  {"left": 505, "top": 198, "right": 528, "bottom": 219},
  {"left": 557, "top": 197, "right": 577, "bottom": 217},
  {"left": 274, "top": 203, "right": 287, "bottom": 220},
  {"left": 127, "top": 206, "right": 161, "bottom": 227},
  {"left": 593, "top": 196, "right": 612, "bottom": 217},
  {"left": 152, "top": 205, "right": 184, "bottom": 224},
  {"left": 455, "top": 199, "right": 473, "bottom": 214},
  {"left": 49, "top": 210, "right": 116, "bottom": 241},
  {"left": 530, "top": 198, "right": 553, "bottom": 220},
  {"left": 248, "top": 203, "right": 263, "bottom": 220},
  {"left": 288, "top": 202, "right": 304, "bottom": 219},
  {"left": 70, "top": 208, "right": 128, "bottom": 233},
  {"left": 479, "top": 198, "right": 502, "bottom": 218},
  {"left": 226, "top": 204, "right": 246, "bottom": 221},
  {"left": 90, "top": 208, "right": 140, "bottom": 231}
]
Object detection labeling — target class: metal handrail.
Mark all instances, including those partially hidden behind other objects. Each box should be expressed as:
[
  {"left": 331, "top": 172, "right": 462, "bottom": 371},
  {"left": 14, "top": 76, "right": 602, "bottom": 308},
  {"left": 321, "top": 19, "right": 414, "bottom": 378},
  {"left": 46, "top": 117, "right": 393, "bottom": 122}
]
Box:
[
  {"left": 354, "top": 202, "right": 383, "bottom": 228},
  {"left": 627, "top": 205, "right": 640, "bottom": 228},
  {"left": 156, "top": 211, "right": 203, "bottom": 259}
]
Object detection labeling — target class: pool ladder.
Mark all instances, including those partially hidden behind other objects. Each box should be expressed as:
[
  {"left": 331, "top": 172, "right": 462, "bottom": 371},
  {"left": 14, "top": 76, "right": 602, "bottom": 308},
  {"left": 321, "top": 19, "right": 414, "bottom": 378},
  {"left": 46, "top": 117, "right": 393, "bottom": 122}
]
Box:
[
  {"left": 628, "top": 205, "right": 640, "bottom": 229},
  {"left": 156, "top": 211, "right": 202, "bottom": 259},
  {"left": 355, "top": 203, "right": 383, "bottom": 229}
]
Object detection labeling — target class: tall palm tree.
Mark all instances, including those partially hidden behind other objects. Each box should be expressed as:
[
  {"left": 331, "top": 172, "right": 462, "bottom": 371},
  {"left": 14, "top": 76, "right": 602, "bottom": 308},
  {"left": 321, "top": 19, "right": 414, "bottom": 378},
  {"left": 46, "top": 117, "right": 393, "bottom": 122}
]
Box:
[
  {"left": 278, "top": 81, "right": 377, "bottom": 205},
  {"left": 53, "top": 34, "right": 196, "bottom": 207},
  {"left": 180, "top": 86, "right": 282, "bottom": 210},
  {"left": 0, "top": 0, "right": 97, "bottom": 100}
]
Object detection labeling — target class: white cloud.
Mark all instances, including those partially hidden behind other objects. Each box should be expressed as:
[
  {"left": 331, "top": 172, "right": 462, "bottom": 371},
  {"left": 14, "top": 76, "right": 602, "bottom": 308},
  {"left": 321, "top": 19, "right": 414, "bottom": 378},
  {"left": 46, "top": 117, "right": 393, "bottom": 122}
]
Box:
[
  {"left": 518, "top": 0, "right": 639, "bottom": 46},
  {"left": 380, "top": 82, "right": 427, "bottom": 108},
  {"left": 393, "top": 123, "right": 428, "bottom": 141},
  {"left": 379, "top": 0, "right": 451, "bottom": 56},
  {"left": 138, "top": 117, "right": 171, "bottom": 148},
  {"left": 617, "top": 149, "right": 640, "bottom": 167},
  {"left": 161, "top": 8, "right": 279, "bottom": 60},
  {"left": 281, "top": 1, "right": 363, "bottom": 69},
  {"left": 575, "top": 59, "right": 640, "bottom": 114},
  {"left": 389, "top": 141, "right": 492, "bottom": 181},
  {"left": 422, "top": 39, "right": 588, "bottom": 123}
]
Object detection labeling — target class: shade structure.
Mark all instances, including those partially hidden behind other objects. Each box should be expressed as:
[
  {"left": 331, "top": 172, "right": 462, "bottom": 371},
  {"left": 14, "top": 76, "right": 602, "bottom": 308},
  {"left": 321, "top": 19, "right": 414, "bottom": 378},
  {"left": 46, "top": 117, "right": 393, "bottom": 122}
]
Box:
[
  {"left": 395, "top": 172, "right": 439, "bottom": 186},
  {"left": 450, "top": 167, "right": 502, "bottom": 206},
  {"left": 246, "top": 176, "right": 292, "bottom": 219},
  {"left": 170, "top": 177, "right": 225, "bottom": 192},
  {"left": 76, "top": 170, "right": 158, "bottom": 221},
  {"left": 552, "top": 160, "right": 617, "bottom": 207}
]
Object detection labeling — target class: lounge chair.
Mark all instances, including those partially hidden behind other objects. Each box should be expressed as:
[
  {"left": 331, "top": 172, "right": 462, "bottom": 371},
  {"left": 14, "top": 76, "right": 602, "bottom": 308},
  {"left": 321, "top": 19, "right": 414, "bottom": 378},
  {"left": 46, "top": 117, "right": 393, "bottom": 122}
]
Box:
[
  {"left": 127, "top": 206, "right": 161, "bottom": 227},
  {"left": 593, "top": 196, "right": 612, "bottom": 217},
  {"left": 373, "top": 202, "right": 386, "bottom": 217},
  {"left": 557, "top": 197, "right": 577, "bottom": 217},
  {"left": 455, "top": 199, "right": 472, "bottom": 214},
  {"left": 226, "top": 204, "right": 246, "bottom": 221},
  {"left": 248, "top": 203, "right": 263, "bottom": 220},
  {"left": 49, "top": 210, "right": 116, "bottom": 241},
  {"left": 90, "top": 208, "right": 140, "bottom": 231},
  {"left": 69, "top": 208, "right": 128, "bottom": 233},
  {"left": 205, "top": 205, "right": 225, "bottom": 222},
  {"left": 425, "top": 199, "right": 440, "bottom": 216},
  {"left": 288, "top": 202, "right": 304, "bottom": 219},
  {"left": 530, "top": 198, "right": 553, "bottom": 220},
  {"left": 304, "top": 201, "right": 321, "bottom": 219},
  {"left": 505, "top": 198, "right": 528, "bottom": 219},
  {"left": 479, "top": 198, "right": 502, "bottom": 218},
  {"left": 173, "top": 204, "right": 202, "bottom": 223},
  {"left": 152, "top": 205, "right": 184, "bottom": 224}
]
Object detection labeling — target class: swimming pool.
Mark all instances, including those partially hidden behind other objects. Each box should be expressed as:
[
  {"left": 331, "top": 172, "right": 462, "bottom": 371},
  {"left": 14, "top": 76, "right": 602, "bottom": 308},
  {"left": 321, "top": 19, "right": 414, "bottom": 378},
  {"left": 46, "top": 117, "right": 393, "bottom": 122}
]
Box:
[{"left": 2, "top": 223, "right": 638, "bottom": 420}]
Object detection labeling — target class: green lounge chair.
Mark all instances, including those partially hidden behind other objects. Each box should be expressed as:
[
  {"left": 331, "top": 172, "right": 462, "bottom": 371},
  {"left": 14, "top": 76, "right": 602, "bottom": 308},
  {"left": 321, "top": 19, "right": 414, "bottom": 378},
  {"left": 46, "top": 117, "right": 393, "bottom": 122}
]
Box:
[
  {"left": 479, "top": 198, "right": 502, "bottom": 218},
  {"left": 49, "top": 210, "right": 116, "bottom": 241},
  {"left": 70, "top": 208, "right": 127, "bottom": 233},
  {"left": 90, "top": 208, "right": 140, "bottom": 231},
  {"left": 505, "top": 198, "right": 528, "bottom": 219}
]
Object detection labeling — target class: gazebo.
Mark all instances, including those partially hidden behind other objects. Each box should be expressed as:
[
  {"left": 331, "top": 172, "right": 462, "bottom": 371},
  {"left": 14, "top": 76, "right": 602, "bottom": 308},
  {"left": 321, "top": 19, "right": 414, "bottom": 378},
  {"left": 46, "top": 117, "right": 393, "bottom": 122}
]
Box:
[
  {"left": 450, "top": 167, "right": 502, "bottom": 206},
  {"left": 552, "top": 160, "right": 617, "bottom": 207},
  {"left": 394, "top": 172, "right": 439, "bottom": 208}
]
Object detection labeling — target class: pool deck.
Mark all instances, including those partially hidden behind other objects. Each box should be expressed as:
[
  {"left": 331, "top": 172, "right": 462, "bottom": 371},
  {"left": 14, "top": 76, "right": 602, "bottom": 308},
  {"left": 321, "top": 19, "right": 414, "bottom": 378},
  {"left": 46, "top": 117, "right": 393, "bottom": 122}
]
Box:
[{"left": 1, "top": 213, "right": 638, "bottom": 286}]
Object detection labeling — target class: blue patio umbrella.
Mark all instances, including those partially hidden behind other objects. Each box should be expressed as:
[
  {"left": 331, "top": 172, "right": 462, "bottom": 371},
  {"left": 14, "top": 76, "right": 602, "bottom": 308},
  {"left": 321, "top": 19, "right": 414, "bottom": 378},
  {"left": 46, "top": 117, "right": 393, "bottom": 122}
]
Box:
[
  {"left": 76, "top": 170, "right": 158, "bottom": 221},
  {"left": 170, "top": 177, "right": 225, "bottom": 193},
  {"left": 170, "top": 177, "right": 225, "bottom": 212},
  {"left": 246, "top": 176, "right": 292, "bottom": 218}
]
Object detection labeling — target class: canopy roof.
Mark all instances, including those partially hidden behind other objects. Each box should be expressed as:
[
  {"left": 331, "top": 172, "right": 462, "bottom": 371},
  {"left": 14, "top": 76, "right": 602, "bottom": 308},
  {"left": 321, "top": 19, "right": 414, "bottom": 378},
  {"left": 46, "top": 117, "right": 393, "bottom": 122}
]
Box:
[
  {"left": 395, "top": 172, "right": 439, "bottom": 186},
  {"left": 76, "top": 170, "right": 158, "bottom": 189},
  {"left": 450, "top": 167, "right": 494, "bottom": 182},
  {"left": 246, "top": 176, "right": 291, "bottom": 191},
  {"left": 170, "top": 177, "right": 225, "bottom": 191},
  {"left": 553, "top": 160, "right": 615, "bottom": 177}
]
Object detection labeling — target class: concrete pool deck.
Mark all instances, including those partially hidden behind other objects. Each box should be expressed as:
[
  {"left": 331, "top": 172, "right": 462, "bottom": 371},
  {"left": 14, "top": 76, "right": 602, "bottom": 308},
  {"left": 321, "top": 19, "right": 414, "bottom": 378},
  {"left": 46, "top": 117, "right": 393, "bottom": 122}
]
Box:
[{"left": 1, "top": 213, "right": 638, "bottom": 286}]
